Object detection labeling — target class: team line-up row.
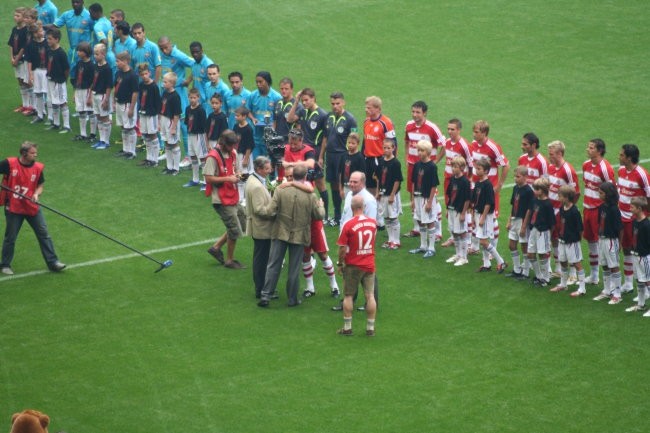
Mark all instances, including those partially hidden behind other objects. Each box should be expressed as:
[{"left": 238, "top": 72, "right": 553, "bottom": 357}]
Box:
[{"left": 9, "top": 3, "right": 650, "bottom": 315}]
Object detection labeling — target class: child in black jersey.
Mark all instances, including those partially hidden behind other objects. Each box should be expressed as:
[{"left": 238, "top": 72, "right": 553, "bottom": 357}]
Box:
[
  {"left": 626, "top": 197, "right": 650, "bottom": 315},
  {"left": 551, "top": 185, "right": 586, "bottom": 296},
  {"left": 593, "top": 182, "right": 623, "bottom": 304},
  {"left": 527, "top": 177, "right": 555, "bottom": 286},
  {"left": 377, "top": 139, "right": 403, "bottom": 250}
]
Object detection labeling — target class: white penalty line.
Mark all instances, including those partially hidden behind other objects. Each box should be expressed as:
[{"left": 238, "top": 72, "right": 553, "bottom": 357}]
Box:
[{"left": 0, "top": 239, "right": 214, "bottom": 282}]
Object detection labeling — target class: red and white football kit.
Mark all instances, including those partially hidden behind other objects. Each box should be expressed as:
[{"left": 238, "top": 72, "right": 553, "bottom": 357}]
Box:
[
  {"left": 582, "top": 158, "right": 615, "bottom": 242},
  {"left": 444, "top": 136, "right": 473, "bottom": 193},
  {"left": 618, "top": 165, "right": 650, "bottom": 247},
  {"left": 337, "top": 215, "right": 377, "bottom": 273},
  {"left": 518, "top": 152, "right": 549, "bottom": 185},
  {"left": 470, "top": 139, "right": 509, "bottom": 213},
  {"left": 404, "top": 119, "right": 445, "bottom": 192},
  {"left": 548, "top": 161, "right": 580, "bottom": 239}
]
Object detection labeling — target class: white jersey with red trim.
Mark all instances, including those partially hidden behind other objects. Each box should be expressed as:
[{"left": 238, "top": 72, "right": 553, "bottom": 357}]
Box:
[
  {"left": 582, "top": 158, "right": 615, "bottom": 210},
  {"left": 548, "top": 161, "right": 579, "bottom": 213},
  {"left": 404, "top": 120, "right": 445, "bottom": 165},
  {"left": 444, "top": 137, "right": 473, "bottom": 179},
  {"left": 470, "top": 139, "right": 509, "bottom": 186},
  {"left": 517, "top": 152, "right": 549, "bottom": 185},
  {"left": 618, "top": 165, "right": 650, "bottom": 222}
]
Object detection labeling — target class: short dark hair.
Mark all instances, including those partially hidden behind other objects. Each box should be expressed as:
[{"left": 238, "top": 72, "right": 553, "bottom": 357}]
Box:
[
  {"left": 47, "top": 28, "right": 61, "bottom": 40},
  {"left": 330, "top": 91, "right": 344, "bottom": 100},
  {"left": 131, "top": 22, "right": 144, "bottom": 32},
  {"left": 189, "top": 41, "right": 203, "bottom": 51},
  {"left": 89, "top": 3, "right": 103, "bottom": 14},
  {"left": 115, "top": 21, "right": 130, "bottom": 35},
  {"left": 411, "top": 100, "right": 428, "bottom": 113},
  {"left": 448, "top": 118, "right": 462, "bottom": 129},
  {"left": 228, "top": 71, "right": 243, "bottom": 81}
]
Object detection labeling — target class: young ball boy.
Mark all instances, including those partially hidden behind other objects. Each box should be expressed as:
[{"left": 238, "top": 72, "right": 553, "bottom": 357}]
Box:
[
  {"left": 25, "top": 22, "right": 48, "bottom": 123},
  {"left": 113, "top": 52, "right": 139, "bottom": 158},
  {"left": 233, "top": 107, "right": 254, "bottom": 202},
  {"left": 444, "top": 156, "right": 471, "bottom": 266},
  {"left": 159, "top": 72, "right": 182, "bottom": 175},
  {"left": 206, "top": 93, "right": 228, "bottom": 150},
  {"left": 338, "top": 132, "right": 365, "bottom": 199},
  {"left": 593, "top": 182, "right": 624, "bottom": 304},
  {"left": 137, "top": 64, "right": 162, "bottom": 167},
  {"left": 625, "top": 197, "right": 650, "bottom": 315},
  {"left": 9, "top": 8, "right": 31, "bottom": 114},
  {"left": 377, "top": 139, "right": 403, "bottom": 250},
  {"left": 551, "top": 185, "right": 587, "bottom": 295},
  {"left": 409, "top": 140, "right": 440, "bottom": 258},
  {"left": 473, "top": 158, "right": 508, "bottom": 273},
  {"left": 70, "top": 41, "right": 95, "bottom": 140},
  {"left": 527, "top": 177, "right": 555, "bottom": 286},
  {"left": 89, "top": 43, "right": 113, "bottom": 148},
  {"left": 44, "top": 28, "right": 70, "bottom": 133},
  {"left": 183, "top": 87, "right": 208, "bottom": 188},
  {"left": 506, "top": 166, "right": 534, "bottom": 279}
]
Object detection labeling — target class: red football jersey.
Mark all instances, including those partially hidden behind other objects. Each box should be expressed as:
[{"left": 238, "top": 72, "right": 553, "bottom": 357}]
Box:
[
  {"left": 444, "top": 137, "right": 473, "bottom": 179},
  {"left": 517, "top": 152, "right": 549, "bottom": 185},
  {"left": 548, "top": 161, "right": 580, "bottom": 213},
  {"left": 470, "top": 139, "right": 509, "bottom": 186},
  {"left": 337, "top": 215, "right": 377, "bottom": 273},
  {"left": 404, "top": 119, "right": 445, "bottom": 165},
  {"left": 618, "top": 165, "right": 650, "bottom": 222},
  {"left": 582, "top": 158, "right": 615, "bottom": 210}
]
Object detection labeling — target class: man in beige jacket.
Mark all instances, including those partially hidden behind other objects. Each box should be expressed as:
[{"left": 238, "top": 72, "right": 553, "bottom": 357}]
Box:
[
  {"left": 245, "top": 156, "right": 274, "bottom": 299},
  {"left": 258, "top": 165, "right": 325, "bottom": 307}
]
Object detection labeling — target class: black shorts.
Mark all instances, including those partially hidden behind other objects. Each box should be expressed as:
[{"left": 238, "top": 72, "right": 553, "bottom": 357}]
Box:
[
  {"left": 364, "top": 156, "right": 381, "bottom": 188},
  {"left": 325, "top": 152, "right": 346, "bottom": 184}
]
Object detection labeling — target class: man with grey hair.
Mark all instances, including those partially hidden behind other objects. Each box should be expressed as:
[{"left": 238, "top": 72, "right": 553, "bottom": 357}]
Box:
[{"left": 245, "top": 156, "right": 274, "bottom": 298}]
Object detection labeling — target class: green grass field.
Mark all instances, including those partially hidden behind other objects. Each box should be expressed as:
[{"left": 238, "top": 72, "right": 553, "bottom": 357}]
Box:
[{"left": 1, "top": 1, "right": 649, "bottom": 432}]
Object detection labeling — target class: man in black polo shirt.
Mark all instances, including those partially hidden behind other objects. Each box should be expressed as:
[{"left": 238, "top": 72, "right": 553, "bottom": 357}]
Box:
[{"left": 322, "top": 92, "right": 357, "bottom": 226}]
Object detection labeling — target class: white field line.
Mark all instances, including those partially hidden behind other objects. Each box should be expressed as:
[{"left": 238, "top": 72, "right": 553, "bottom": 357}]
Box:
[{"left": 0, "top": 239, "right": 213, "bottom": 282}]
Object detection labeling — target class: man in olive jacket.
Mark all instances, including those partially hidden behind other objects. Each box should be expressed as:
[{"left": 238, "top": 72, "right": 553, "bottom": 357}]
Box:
[
  {"left": 245, "top": 156, "right": 274, "bottom": 299},
  {"left": 258, "top": 165, "right": 325, "bottom": 307}
]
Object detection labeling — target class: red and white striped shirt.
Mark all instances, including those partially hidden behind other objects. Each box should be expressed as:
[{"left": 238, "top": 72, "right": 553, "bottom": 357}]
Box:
[
  {"left": 582, "top": 158, "right": 615, "bottom": 210},
  {"left": 470, "top": 139, "right": 509, "bottom": 187},
  {"left": 618, "top": 165, "right": 650, "bottom": 222},
  {"left": 518, "top": 152, "right": 549, "bottom": 185},
  {"left": 444, "top": 137, "right": 473, "bottom": 179},
  {"left": 404, "top": 120, "right": 445, "bottom": 165},
  {"left": 548, "top": 161, "right": 579, "bottom": 213}
]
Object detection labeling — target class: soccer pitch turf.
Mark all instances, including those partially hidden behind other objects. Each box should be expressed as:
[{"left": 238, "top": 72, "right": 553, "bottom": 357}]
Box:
[{"left": 1, "top": 1, "right": 649, "bottom": 432}]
